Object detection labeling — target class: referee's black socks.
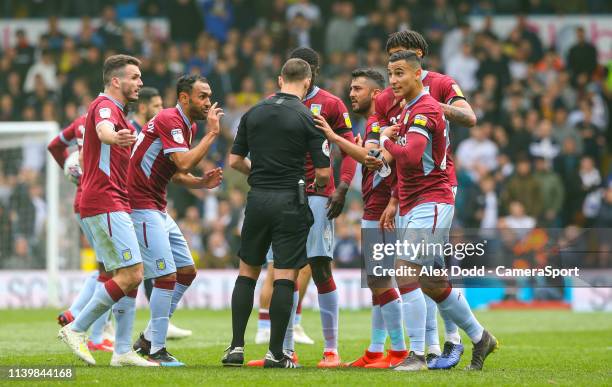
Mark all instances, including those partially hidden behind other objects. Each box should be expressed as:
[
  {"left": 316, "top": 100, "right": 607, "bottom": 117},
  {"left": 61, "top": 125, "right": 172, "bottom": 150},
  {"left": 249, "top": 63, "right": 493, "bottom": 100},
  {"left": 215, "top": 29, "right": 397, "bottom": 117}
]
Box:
[
  {"left": 231, "top": 275, "right": 257, "bottom": 348},
  {"left": 269, "top": 279, "right": 296, "bottom": 359}
]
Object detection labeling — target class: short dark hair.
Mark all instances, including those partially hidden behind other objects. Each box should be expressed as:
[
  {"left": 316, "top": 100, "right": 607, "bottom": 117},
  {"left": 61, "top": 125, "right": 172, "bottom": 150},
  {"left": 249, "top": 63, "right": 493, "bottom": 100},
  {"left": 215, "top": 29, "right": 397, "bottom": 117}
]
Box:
[
  {"left": 351, "top": 68, "right": 385, "bottom": 88},
  {"left": 136, "top": 87, "right": 160, "bottom": 105},
  {"left": 176, "top": 74, "right": 208, "bottom": 97},
  {"left": 289, "top": 47, "right": 320, "bottom": 67},
  {"left": 102, "top": 54, "right": 141, "bottom": 86},
  {"left": 388, "top": 50, "right": 422, "bottom": 68},
  {"left": 281, "top": 58, "right": 312, "bottom": 82},
  {"left": 386, "top": 30, "right": 429, "bottom": 57}
]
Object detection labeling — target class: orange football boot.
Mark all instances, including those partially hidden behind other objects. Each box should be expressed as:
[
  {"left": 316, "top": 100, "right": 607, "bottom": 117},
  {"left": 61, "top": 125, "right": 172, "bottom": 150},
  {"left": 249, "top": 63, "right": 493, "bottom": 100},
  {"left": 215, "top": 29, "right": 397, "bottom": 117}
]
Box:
[
  {"left": 346, "top": 350, "right": 384, "bottom": 367},
  {"left": 365, "top": 350, "right": 409, "bottom": 368},
  {"left": 317, "top": 351, "right": 342, "bottom": 368}
]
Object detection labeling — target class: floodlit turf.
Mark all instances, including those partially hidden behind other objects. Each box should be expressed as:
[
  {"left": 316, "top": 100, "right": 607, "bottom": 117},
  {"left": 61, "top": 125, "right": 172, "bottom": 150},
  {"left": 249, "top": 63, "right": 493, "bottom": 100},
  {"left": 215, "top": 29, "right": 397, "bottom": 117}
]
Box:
[{"left": 0, "top": 308, "right": 610, "bottom": 386}]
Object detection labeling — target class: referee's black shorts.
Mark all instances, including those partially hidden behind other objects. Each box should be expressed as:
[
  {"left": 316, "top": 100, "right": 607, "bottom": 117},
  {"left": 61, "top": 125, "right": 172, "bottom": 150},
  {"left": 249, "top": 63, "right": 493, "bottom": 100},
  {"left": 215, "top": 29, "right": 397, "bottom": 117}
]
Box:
[{"left": 238, "top": 188, "right": 314, "bottom": 269}]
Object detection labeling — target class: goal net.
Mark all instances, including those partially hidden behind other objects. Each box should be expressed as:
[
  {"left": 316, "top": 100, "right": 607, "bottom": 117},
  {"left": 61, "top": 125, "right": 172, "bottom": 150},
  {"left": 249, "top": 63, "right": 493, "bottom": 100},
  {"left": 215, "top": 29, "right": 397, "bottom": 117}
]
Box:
[{"left": 0, "top": 121, "right": 78, "bottom": 306}]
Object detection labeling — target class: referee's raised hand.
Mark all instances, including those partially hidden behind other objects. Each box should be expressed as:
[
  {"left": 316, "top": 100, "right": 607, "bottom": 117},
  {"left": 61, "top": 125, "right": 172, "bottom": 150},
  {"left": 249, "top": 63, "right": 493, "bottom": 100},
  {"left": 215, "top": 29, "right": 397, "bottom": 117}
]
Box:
[{"left": 206, "top": 102, "right": 224, "bottom": 135}]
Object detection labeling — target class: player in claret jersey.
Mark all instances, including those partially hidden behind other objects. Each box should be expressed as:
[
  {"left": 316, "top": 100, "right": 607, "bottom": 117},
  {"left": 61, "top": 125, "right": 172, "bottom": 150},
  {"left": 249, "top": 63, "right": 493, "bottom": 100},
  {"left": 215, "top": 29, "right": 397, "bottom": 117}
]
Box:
[
  {"left": 128, "top": 87, "right": 163, "bottom": 134},
  {"left": 249, "top": 47, "right": 357, "bottom": 368},
  {"left": 48, "top": 114, "right": 116, "bottom": 353},
  {"left": 380, "top": 50, "right": 497, "bottom": 372},
  {"left": 366, "top": 30, "right": 478, "bottom": 369},
  {"left": 58, "top": 54, "right": 157, "bottom": 367},
  {"left": 314, "top": 68, "right": 408, "bottom": 369},
  {"left": 129, "top": 75, "right": 223, "bottom": 366}
]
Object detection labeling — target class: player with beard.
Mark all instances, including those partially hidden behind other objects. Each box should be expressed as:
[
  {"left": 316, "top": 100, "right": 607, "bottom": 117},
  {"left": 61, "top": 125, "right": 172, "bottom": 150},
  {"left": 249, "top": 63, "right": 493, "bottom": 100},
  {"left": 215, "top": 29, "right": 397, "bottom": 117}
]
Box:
[
  {"left": 365, "top": 30, "right": 477, "bottom": 369},
  {"left": 49, "top": 114, "right": 116, "bottom": 353},
  {"left": 128, "top": 87, "right": 193, "bottom": 340},
  {"left": 314, "top": 68, "right": 408, "bottom": 368},
  {"left": 58, "top": 54, "right": 157, "bottom": 367},
  {"left": 129, "top": 74, "right": 223, "bottom": 366},
  {"left": 128, "top": 87, "right": 162, "bottom": 134}
]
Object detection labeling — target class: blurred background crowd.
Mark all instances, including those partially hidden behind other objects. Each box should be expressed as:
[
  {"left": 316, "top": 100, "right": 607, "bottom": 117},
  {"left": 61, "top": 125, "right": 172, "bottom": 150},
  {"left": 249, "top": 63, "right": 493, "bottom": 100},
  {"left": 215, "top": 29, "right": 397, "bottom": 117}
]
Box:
[{"left": 0, "top": 0, "right": 611, "bottom": 272}]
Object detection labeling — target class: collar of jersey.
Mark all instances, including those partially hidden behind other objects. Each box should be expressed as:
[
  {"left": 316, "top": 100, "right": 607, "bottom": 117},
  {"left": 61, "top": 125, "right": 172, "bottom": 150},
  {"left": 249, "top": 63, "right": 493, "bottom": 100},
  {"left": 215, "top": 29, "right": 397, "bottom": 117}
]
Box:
[
  {"left": 403, "top": 90, "right": 428, "bottom": 110},
  {"left": 303, "top": 86, "right": 320, "bottom": 101},
  {"left": 175, "top": 103, "right": 191, "bottom": 127},
  {"left": 99, "top": 92, "right": 124, "bottom": 111},
  {"left": 420, "top": 70, "right": 429, "bottom": 81}
]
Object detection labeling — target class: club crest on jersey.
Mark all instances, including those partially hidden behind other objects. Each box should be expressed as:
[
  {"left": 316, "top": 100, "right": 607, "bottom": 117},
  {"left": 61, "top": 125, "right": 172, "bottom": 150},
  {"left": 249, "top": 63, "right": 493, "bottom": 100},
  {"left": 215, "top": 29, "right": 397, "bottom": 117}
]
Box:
[
  {"left": 310, "top": 104, "right": 322, "bottom": 115},
  {"left": 414, "top": 114, "right": 428, "bottom": 126},
  {"left": 121, "top": 249, "right": 133, "bottom": 261},
  {"left": 171, "top": 128, "right": 184, "bottom": 144},
  {"left": 343, "top": 112, "right": 352, "bottom": 128},
  {"left": 322, "top": 140, "right": 330, "bottom": 157},
  {"left": 371, "top": 122, "right": 380, "bottom": 133},
  {"left": 99, "top": 107, "right": 111, "bottom": 119},
  {"left": 156, "top": 259, "right": 166, "bottom": 270}
]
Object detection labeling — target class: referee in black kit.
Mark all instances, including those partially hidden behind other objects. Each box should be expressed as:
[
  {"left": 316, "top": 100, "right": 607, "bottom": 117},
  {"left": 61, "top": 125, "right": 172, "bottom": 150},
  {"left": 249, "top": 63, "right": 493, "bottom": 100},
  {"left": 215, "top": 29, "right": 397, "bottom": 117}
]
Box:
[{"left": 222, "top": 58, "right": 331, "bottom": 368}]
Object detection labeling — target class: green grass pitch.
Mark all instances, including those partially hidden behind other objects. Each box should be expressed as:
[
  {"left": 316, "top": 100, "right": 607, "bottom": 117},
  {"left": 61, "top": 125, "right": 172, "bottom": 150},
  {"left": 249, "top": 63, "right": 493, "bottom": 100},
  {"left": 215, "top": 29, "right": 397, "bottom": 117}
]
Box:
[{"left": 0, "top": 309, "right": 610, "bottom": 386}]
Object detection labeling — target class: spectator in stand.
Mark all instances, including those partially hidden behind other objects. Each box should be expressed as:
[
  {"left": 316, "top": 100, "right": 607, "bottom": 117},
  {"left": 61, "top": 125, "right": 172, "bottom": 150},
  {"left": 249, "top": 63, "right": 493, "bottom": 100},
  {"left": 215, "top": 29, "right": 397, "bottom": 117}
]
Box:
[
  {"left": 24, "top": 49, "right": 58, "bottom": 93},
  {"left": 567, "top": 26, "right": 598, "bottom": 84},
  {"left": 501, "top": 156, "right": 541, "bottom": 218},
  {"left": 529, "top": 119, "right": 560, "bottom": 162},
  {"left": 456, "top": 123, "right": 499, "bottom": 182},
  {"left": 446, "top": 43, "right": 479, "bottom": 94},
  {"left": 325, "top": 1, "right": 359, "bottom": 55},
  {"left": 533, "top": 157, "right": 564, "bottom": 226},
  {"left": 169, "top": 0, "right": 204, "bottom": 43}
]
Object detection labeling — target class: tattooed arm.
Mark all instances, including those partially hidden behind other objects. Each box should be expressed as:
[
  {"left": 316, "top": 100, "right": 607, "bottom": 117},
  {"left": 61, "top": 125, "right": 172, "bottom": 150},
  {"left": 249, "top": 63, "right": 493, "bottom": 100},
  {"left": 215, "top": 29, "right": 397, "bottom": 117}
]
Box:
[{"left": 440, "top": 99, "right": 477, "bottom": 128}]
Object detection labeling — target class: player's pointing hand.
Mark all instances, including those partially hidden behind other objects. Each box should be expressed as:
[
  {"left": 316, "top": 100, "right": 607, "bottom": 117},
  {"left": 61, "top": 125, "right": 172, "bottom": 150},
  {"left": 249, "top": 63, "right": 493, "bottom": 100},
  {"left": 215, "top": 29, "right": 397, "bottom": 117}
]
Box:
[
  {"left": 313, "top": 114, "right": 337, "bottom": 143},
  {"left": 115, "top": 129, "right": 137, "bottom": 147},
  {"left": 206, "top": 102, "right": 224, "bottom": 136},
  {"left": 200, "top": 167, "right": 223, "bottom": 189}
]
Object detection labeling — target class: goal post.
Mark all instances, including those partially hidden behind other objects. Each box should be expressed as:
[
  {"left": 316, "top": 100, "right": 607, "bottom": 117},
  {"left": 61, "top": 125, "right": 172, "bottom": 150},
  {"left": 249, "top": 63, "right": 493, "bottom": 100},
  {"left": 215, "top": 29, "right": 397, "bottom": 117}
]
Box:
[{"left": 0, "top": 121, "right": 61, "bottom": 306}]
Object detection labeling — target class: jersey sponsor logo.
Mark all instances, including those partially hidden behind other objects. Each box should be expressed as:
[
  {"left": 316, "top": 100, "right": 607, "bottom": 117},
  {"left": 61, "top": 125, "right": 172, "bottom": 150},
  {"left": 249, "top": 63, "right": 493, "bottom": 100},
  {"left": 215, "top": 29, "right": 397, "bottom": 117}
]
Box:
[
  {"left": 414, "top": 114, "right": 428, "bottom": 126},
  {"left": 322, "top": 140, "right": 330, "bottom": 157},
  {"left": 156, "top": 259, "right": 166, "bottom": 270},
  {"left": 343, "top": 112, "right": 352, "bottom": 128},
  {"left": 310, "top": 104, "right": 322, "bottom": 115},
  {"left": 171, "top": 128, "right": 184, "bottom": 144},
  {"left": 452, "top": 84, "right": 464, "bottom": 98},
  {"left": 371, "top": 122, "right": 380, "bottom": 133},
  {"left": 99, "top": 107, "right": 111, "bottom": 119},
  {"left": 121, "top": 249, "right": 133, "bottom": 261},
  {"left": 397, "top": 134, "right": 407, "bottom": 146}
]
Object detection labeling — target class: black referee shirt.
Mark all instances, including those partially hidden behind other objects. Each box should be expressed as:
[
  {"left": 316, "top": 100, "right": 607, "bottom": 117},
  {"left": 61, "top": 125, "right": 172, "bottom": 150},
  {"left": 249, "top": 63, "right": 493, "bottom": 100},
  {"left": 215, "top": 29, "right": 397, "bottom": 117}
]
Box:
[{"left": 231, "top": 92, "right": 330, "bottom": 190}]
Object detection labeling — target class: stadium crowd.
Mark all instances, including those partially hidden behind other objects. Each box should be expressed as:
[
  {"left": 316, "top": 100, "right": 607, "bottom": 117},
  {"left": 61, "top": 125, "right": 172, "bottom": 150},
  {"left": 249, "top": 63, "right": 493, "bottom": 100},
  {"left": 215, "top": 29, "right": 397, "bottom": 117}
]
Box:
[{"left": 0, "top": 0, "right": 611, "bottom": 271}]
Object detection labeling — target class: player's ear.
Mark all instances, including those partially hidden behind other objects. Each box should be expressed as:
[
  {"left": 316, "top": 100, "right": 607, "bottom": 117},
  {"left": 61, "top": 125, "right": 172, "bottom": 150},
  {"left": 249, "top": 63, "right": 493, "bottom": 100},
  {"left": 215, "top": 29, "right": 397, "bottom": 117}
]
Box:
[
  {"left": 415, "top": 68, "right": 422, "bottom": 80},
  {"left": 278, "top": 76, "right": 284, "bottom": 90}
]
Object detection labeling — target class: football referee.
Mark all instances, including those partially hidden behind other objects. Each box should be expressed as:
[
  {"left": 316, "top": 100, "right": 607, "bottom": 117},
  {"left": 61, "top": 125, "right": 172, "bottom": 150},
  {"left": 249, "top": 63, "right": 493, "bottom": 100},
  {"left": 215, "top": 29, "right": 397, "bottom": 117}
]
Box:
[{"left": 222, "top": 58, "right": 331, "bottom": 368}]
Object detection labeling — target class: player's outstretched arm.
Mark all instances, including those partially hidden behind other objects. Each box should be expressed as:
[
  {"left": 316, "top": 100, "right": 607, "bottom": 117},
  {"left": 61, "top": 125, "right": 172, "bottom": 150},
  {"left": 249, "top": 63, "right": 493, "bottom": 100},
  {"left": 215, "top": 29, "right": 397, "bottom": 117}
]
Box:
[
  {"left": 96, "top": 121, "right": 136, "bottom": 147},
  {"left": 170, "top": 103, "right": 224, "bottom": 172},
  {"left": 440, "top": 99, "right": 477, "bottom": 128},
  {"left": 313, "top": 114, "right": 368, "bottom": 163},
  {"left": 171, "top": 168, "right": 223, "bottom": 189},
  {"left": 47, "top": 134, "right": 70, "bottom": 168}
]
